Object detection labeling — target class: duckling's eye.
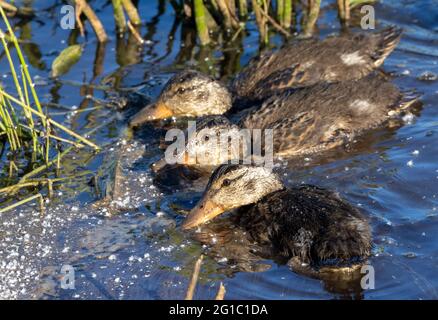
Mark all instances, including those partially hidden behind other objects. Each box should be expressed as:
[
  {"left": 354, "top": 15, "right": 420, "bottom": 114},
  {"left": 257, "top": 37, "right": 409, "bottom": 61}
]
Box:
[
  {"left": 177, "top": 87, "right": 185, "bottom": 94},
  {"left": 204, "top": 135, "right": 210, "bottom": 142},
  {"left": 222, "top": 179, "right": 231, "bottom": 187}
]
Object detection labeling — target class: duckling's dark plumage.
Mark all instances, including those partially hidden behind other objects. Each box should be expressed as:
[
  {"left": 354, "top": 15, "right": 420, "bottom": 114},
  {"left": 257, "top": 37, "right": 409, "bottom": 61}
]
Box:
[
  {"left": 183, "top": 164, "right": 372, "bottom": 268},
  {"left": 231, "top": 27, "right": 402, "bottom": 103},
  {"left": 238, "top": 74, "right": 418, "bottom": 156},
  {"left": 236, "top": 186, "right": 372, "bottom": 265}
]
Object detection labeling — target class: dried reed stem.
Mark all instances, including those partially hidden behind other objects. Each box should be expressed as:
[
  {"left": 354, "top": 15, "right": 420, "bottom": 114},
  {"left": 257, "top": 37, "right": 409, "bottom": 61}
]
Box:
[
  {"left": 75, "top": 0, "right": 108, "bottom": 42},
  {"left": 257, "top": 1, "right": 291, "bottom": 37},
  {"left": 215, "top": 282, "right": 226, "bottom": 300},
  {"left": 185, "top": 255, "right": 203, "bottom": 300},
  {"left": 122, "top": 0, "right": 141, "bottom": 25}
]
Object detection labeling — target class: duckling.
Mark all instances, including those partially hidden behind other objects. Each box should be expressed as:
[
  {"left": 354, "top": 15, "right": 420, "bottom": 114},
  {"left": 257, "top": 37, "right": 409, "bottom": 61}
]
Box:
[
  {"left": 231, "top": 26, "right": 402, "bottom": 103},
  {"left": 182, "top": 164, "right": 372, "bottom": 268},
  {"left": 170, "top": 75, "right": 419, "bottom": 168},
  {"left": 130, "top": 27, "right": 402, "bottom": 126}
]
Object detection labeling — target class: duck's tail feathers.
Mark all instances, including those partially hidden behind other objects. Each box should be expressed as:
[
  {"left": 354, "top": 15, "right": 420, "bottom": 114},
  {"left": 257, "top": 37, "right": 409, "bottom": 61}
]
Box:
[{"left": 373, "top": 26, "right": 403, "bottom": 68}]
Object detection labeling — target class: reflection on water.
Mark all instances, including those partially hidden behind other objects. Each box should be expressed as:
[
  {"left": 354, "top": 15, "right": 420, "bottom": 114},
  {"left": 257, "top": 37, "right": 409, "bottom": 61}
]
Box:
[{"left": 0, "top": 0, "right": 438, "bottom": 299}]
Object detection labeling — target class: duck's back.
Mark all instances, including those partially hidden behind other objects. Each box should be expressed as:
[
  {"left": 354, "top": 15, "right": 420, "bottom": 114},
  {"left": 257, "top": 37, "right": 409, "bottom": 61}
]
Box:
[
  {"left": 239, "top": 74, "right": 416, "bottom": 156},
  {"left": 230, "top": 27, "right": 402, "bottom": 102},
  {"left": 237, "top": 186, "right": 372, "bottom": 266}
]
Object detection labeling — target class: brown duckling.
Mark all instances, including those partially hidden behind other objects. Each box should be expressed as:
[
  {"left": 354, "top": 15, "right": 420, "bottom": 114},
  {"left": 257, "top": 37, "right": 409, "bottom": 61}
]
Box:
[
  {"left": 130, "top": 27, "right": 402, "bottom": 126},
  {"left": 231, "top": 26, "right": 402, "bottom": 103},
  {"left": 169, "top": 74, "right": 418, "bottom": 168},
  {"left": 182, "top": 164, "right": 372, "bottom": 268}
]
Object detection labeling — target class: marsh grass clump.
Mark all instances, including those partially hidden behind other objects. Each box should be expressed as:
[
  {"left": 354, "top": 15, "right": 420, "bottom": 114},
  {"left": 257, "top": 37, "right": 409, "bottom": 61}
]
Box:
[
  {"left": 0, "top": 7, "right": 99, "bottom": 214},
  {"left": 170, "top": 0, "right": 378, "bottom": 46},
  {"left": 67, "top": 1, "right": 377, "bottom": 47}
]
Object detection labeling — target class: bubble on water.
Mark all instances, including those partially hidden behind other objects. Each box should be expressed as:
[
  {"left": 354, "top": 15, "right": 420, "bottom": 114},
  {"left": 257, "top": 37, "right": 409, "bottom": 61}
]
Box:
[
  {"left": 108, "top": 254, "right": 117, "bottom": 261},
  {"left": 412, "top": 150, "right": 420, "bottom": 156},
  {"left": 403, "top": 252, "right": 417, "bottom": 258},
  {"left": 407, "top": 160, "right": 414, "bottom": 167},
  {"left": 402, "top": 113, "right": 415, "bottom": 124}
]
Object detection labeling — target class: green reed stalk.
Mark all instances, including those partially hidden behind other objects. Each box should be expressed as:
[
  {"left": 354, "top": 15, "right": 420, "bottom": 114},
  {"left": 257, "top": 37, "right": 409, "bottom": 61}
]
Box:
[
  {"left": 238, "top": 0, "right": 248, "bottom": 18},
  {"left": 0, "top": 7, "right": 44, "bottom": 118},
  {"left": 0, "top": 193, "right": 44, "bottom": 214},
  {"left": 112, "top": 0, "right": 127, "bottom": 33},
  {"left": 303, "top": 0, "right": 321, "bottom": 36},
  {"left": 283, "top": 0, "right": 292, "bottom": 28},
  {"left": 194, "top": 0, "right": 211, "bottom": 45},
  {"left": 277, "top": 0, "right": 284, "bottom": 25},
  {"left": 1, "top": 90, "right": 99, "bottom": 149}
]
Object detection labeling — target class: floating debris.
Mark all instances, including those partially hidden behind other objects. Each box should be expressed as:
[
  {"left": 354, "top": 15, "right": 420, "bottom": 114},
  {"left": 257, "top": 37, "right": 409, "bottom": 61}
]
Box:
[{"left": 418, "top": 71, "right": 437, "bottom": 82}]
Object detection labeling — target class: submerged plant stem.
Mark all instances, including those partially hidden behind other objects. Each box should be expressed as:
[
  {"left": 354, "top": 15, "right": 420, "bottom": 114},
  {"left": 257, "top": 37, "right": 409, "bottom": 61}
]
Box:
[{"left": 0, "top": 193, "right": 43, "bottom": 214}]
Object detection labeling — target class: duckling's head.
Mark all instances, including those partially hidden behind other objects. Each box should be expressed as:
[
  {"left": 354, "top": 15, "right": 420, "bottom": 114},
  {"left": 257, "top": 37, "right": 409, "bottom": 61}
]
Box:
[
  {"left": 130, "top": 70, "right": 232, "bottom": 126},
  {"left": 151, "top": 116, "right": 247, "bottom": 172},
  {"left": 184, "top": 116, "right": 247, "bottom": 167},
  {"left": 182, "top": 164, "right": 283, "bottom": 230}
]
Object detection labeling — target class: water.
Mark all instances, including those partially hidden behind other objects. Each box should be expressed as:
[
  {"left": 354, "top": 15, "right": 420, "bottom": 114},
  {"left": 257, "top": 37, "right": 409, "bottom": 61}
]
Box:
[{"left": 0, "top": 0, "right": 437, "bottom": 299}]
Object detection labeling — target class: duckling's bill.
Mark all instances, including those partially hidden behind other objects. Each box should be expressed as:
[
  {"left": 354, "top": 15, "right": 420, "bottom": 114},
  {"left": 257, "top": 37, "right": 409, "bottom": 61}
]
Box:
[
  {"left": 182, "top": 197, "right": 225, "bottom": 230},
  {"left": 130, "top": 102, "right": 173, "bottom": 126},
  {"left": 151, "top": 151, "right": 192, "bottom": 173}
]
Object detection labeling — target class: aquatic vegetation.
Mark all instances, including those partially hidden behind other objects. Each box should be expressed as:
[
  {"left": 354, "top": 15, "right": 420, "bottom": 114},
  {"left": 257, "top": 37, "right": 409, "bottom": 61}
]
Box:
[
  {"left": 185, "top": 255, "right": 226, "bottom": 300},
  {"left": 48, "top": 1, "right": 381, "bottom": 47},
  {"left": 50, "top": 44, "right": 83, "bottom": 78},
  {"left": 0, "top": 7, "right": 99, "bottom": 213},
  {"left": 171, "top": 0, "right": 379, "bottom": 45}
]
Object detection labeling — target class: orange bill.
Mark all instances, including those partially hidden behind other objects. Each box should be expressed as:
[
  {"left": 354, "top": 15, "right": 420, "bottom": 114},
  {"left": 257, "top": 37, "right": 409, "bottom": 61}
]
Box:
[
  {"left": 182, "top": 197, "right": 225, "bottom": 230},
  {"left": 151, "top": 151, "right": 193, "bottom": 172},
  {"left": 129, "top": 103, "right": 173, "bottom": 127},
  {"left": 180, "top": 151, "right": 193, "bottom": 165}
]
